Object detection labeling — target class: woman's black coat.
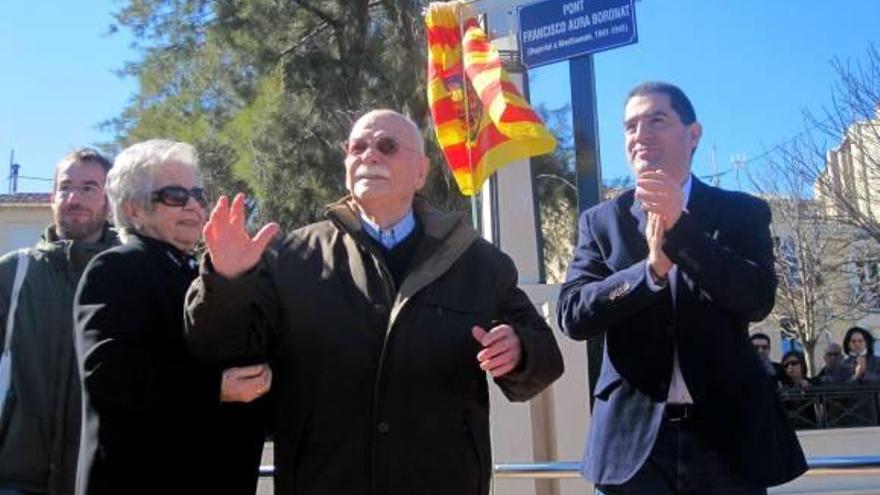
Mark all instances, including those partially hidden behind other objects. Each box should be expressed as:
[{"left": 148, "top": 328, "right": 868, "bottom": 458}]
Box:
[{"left": 74, "top": 234, "right": 266, "bottom": 495}]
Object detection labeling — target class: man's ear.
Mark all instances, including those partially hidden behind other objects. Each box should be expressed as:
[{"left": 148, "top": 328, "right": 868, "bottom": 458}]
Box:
[
  {"left": 101, "top": 195, "right": 111, "bottom": 220},
  {"left": 688, "top": 122, "right": 703, "bottom": 154},
  {"left": 414, "top": 155, "right": 429, "bottom": 190}
]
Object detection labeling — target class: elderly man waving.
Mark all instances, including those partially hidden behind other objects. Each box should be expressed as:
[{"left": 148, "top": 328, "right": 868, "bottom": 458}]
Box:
[{"left": 185, "top": 109, "right": 563, "bottom": 495}]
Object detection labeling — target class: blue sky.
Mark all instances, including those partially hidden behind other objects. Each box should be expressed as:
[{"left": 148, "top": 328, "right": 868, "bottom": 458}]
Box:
[
  {"left": 528, "top": 0, "right": 880, "bottom": 190},
  {"left": 0, "top": 1, "right": 134, "bottom": 193},
  {"left": 1, "top": 1, "right": 879, "bottom": 193}
]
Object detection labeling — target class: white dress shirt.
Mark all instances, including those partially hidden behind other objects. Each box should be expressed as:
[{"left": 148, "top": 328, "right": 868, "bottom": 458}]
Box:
[{"left": 645, "top": 175, "right": 694, "bottom": 404}]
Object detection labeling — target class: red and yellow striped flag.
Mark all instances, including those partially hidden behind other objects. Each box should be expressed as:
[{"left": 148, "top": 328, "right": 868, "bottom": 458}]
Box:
[{"left": 426, "top": 1, "right": 556, "bottom": 196}]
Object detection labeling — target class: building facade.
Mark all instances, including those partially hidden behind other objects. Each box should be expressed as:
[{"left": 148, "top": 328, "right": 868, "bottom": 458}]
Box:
[{"left": 0, "top": 193, "right": 52, "bottom": 254}]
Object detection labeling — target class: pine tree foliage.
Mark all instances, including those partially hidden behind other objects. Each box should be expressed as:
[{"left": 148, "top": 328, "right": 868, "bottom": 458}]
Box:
[{"left": 106, "top": 0, "right": 466, "bottom": 229}]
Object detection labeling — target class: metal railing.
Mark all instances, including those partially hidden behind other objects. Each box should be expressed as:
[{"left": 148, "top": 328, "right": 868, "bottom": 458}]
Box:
[
  {"left": 779, "top": 384, "right": 880, "bottom": 429},
  {"left": 258, "top": 456, "right": 880, "bottom": 479},
  {"left": 491, "top": 457, "right": 880, "bottom": 479}
]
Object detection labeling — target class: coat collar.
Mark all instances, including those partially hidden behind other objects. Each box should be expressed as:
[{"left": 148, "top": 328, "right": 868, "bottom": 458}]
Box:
[
  {"left": 628, "top": 192, "right": 648, "bottom": 238},
  {"left": 324, "top": 194, "right": 469, "bottom": 245},
  {"left": 680, "top": 176, "right": 722, "bottom": 235},
  {"left": 40, "top": 222, "right": 117, "bottom": 247},
  {"left": 129, "top": 232, "right": 199, "bottom": 275},
  {"left": 36, "top": 223, "right": 119, "bottom": 274},
  {"left": 325, "top": 194, "right": 479, "bottom": 325}
]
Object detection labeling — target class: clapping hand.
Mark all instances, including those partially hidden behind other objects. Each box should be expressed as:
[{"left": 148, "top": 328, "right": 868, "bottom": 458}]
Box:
[
  {"left": 638, "top": 169, "right": 682, "bottom": 280},
  {"left": 636, "top": 170, "right": 685, "bottom": 229},
  {"left": 855, "top": 355, "right": 867, "bottom": 379},
  {"left": 646, "top": 212, "right": 673, "bottom": 280}
]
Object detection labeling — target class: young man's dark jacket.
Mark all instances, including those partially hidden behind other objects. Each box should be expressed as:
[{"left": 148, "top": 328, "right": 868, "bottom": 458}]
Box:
[
  {"left": 185, "top": 196, "right": 564, "bottom": 495},
  {"left": 0, "top": 224, "right": 117, "bottom": 495}
]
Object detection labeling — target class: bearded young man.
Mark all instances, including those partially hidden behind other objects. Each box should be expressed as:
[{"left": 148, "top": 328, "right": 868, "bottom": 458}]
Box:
[{"left": 0, "top": 149, "right": 118, "bottom": 495}]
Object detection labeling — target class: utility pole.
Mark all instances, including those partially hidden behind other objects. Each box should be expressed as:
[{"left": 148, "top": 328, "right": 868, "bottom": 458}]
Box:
[
  {"left": 6, "top": 151, "right": 52, "bottom": 192},
  {"left": 711, "top": 144, "right": 720, "bottom": 187},
  {"left": 731, "top": 152, "right": 747, "bottom": 191},
  {"left": 8, "top": 150, "right": 20, "bottom": 194}
]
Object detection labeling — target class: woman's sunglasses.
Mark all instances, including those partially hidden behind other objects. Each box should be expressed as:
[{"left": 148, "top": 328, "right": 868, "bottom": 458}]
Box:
[{"left": 151, "top": 185, "right": 208, "bottom": 208}]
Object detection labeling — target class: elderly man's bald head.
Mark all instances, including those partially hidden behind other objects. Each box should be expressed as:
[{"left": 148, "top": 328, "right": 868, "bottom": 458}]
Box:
[
  {"left": 343, "top": 109, "right": 430, "bottom": 227},
  {"left": 349, "top": 109, "right": 425, "bottom": 156}
]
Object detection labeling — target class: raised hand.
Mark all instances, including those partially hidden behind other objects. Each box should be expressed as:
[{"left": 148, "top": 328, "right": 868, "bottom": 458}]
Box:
[
  {"left": 220, "top": 363, "right": 272, "bottom": 403},
  {"left": 203, "top": 193, "right": 280, "bottom": 279},
  {"left": 472, "top": 324, "right": 522, "bottom": 378}
]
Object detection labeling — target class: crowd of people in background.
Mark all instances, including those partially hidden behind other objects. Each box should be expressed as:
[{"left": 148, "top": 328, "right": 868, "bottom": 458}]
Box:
[
  {"left": 751, "top": 327, "right": 880, "bottom": 390},
  {"left": 751, "top": 327, "right": 880, "bottom": 428}
]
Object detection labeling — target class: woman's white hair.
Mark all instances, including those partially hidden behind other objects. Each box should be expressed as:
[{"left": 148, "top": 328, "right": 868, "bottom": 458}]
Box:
[{"left": 105, "top": 139, "right": 201, "bottom": 242}]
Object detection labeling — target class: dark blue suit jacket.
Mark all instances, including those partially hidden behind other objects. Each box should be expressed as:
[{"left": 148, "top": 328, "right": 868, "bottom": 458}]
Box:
[{"left": 557, "top": 177, "right": 806, "bottom": 487}]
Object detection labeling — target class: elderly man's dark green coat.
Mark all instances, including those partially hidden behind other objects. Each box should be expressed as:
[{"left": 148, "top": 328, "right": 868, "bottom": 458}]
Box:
[{"left": 185, "top": 197, "right": 564, "bottom": 495}]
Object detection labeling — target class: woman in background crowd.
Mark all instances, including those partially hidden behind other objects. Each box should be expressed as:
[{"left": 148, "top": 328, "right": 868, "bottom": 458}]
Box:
[
  {"left": 834, "top": 326, "right": 880, "bottom": 385},
  {"left": 778, "top": 351, "right": 817, "bottom": 429},
  {"left": 825, "top": 327, "right": 880, "bottom": 426},
  {"left": 779, "top": 351, "right": 811, "bottom": 390},
  {"left": 74, "top": 140, "right": 271, "bottom": 495}
]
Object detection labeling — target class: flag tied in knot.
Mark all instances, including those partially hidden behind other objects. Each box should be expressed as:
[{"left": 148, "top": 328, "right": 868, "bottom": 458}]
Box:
[{"left": 426, "top": 1, "right": 557, "bottom": 196}]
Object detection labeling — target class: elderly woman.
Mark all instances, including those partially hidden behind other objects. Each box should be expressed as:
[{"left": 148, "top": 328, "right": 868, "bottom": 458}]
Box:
[{"left": 74, "top": 140, "right": 271, "bottom": 494}]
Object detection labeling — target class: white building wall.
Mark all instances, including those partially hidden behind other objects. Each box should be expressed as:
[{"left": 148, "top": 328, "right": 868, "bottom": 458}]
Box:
[{"left": 0, "top": 206, "right": 52, "bottom": 253}]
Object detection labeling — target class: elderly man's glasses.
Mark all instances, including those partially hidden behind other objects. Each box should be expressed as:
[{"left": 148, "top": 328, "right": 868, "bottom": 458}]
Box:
[
  {"left": 151, "top": 186, "right": 208, "bottom": 208},
  {"left": 345, "top": 136, "right": 414, "bottom": 157}
]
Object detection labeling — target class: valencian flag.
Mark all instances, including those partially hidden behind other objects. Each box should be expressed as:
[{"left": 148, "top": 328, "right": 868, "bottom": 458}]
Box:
[{"left": 426, "top": 1, "right": 556, "bottom": 197}]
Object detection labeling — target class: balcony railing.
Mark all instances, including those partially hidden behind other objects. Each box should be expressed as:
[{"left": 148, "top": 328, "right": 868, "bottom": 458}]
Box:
[
  {"left": 258, "top": 456, "right": 880, "bottom": 478},
  {"left": 778, "top": 384, "right": 880, "bottom": 429},
  {"left": 256, "top": 386, "right": 880, "bottom": 483}
]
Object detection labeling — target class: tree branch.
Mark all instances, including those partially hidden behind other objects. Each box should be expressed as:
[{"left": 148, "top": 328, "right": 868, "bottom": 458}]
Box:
[{"left": 292, "top": 0, "right": 343, "bottom": 29}]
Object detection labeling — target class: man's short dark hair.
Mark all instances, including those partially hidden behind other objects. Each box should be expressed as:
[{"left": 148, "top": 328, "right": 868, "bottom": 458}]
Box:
[
  {"left": 750, "top": 333, "right": 771, "bottom": 346},
  {"left": 626, "top": 81, "right": 697, "bottom": 125},
  {"left": 53, "top": 148, "right": 113, "bottom": 184}
]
